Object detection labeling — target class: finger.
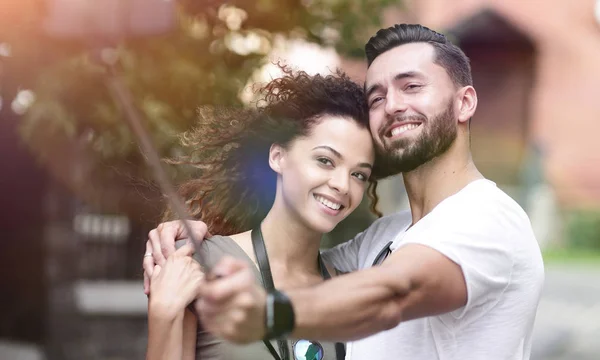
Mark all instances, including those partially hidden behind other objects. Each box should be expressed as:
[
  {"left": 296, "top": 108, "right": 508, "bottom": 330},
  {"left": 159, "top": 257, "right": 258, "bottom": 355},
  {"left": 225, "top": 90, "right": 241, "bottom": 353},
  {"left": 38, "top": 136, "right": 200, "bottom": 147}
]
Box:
[
  {"left": 157, "top": 222, "right": 179, "bottom": 262},
  {"left": 173, "top": 241, "right": 195, "bottom": 257},
  {"left": 201, "top": 264, "right": 255, "bottom": 304},
  {"left": 189, "top": 221, "right": 210, "bottom": 243},
  {"left": 199, "top": 301, "right": 249, "bottom": 343},
  {"left": 143, "top": 240, "right": 155, "bottom": 295},
  {"left": 144, "top": 271, "right": 150, "bottom": 296},
  {"left": 151, "top": 264, "right": 162, "bottom": 279},
  {"left": 177, "top": 220, "right": 211, "bottom": 246},
  {"left": 196, "top": 296, "right": 224, "bottom": 319},
  {"left": 148, "top": 228, "right": 167, "bottom": 266},
  {"left": 212, "top": 256, "right": 248, "bottom": 278},
  {"left": 193, "top": 272, "right": 207, "bottom": 299}
]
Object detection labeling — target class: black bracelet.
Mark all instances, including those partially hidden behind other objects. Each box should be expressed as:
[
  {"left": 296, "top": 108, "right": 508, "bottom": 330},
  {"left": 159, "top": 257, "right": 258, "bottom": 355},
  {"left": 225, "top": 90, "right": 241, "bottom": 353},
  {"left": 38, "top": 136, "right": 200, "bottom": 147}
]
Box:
[{"left": 264, "top": 290, "right": 295, "bottom": 340}]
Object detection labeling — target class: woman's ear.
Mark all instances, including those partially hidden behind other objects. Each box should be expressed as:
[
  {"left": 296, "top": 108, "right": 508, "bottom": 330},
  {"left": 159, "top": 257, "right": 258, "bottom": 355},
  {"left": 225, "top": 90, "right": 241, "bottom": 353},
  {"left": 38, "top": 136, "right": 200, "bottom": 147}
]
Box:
[{"left": 268, "top": 143, "right": 285, "bottom": 174}]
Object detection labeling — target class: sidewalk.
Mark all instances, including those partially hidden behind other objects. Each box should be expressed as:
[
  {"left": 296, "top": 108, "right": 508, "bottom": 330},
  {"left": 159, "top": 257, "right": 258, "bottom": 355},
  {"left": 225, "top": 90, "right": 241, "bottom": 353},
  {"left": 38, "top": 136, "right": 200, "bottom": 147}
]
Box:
[{"left": 0, "top": 340, "right": 45, "bottom": 360}]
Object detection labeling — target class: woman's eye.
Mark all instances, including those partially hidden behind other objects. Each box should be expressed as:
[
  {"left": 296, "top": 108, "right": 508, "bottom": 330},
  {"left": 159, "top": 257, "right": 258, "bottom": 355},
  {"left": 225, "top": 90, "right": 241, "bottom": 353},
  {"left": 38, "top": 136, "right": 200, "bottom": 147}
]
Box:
[
  {"left": 353, "top": 172, "right": 368, "bottom": 182},
  {"left": 317, "top": 157, "right": 333, "bottom": 166}
]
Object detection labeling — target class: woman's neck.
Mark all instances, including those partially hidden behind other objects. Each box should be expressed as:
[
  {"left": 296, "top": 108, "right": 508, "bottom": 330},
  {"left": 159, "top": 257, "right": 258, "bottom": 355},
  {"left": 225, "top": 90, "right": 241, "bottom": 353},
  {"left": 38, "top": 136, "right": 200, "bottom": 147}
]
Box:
[{"left": 259, "top": 201, "right": 323, "bottom": 278}]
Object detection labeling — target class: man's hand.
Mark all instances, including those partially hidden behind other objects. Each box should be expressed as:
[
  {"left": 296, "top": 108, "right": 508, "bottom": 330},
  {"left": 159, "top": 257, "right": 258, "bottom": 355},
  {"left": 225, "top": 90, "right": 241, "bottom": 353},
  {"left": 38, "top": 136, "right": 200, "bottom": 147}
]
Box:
[
  {"left": 148, "top": 243, "right": 205, "bottom": 318},
  {"left": 195, "top": 256, "right": 267, "bottom": 344},
  {"left": 143, "top": 220, "right": 210, "bottom": 295}
]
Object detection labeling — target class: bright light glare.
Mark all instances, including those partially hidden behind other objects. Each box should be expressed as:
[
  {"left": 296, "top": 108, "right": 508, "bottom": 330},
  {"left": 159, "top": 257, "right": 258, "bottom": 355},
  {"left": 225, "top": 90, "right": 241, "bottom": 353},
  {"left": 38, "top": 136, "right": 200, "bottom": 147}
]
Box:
[
  {"left": 240, "top": 37, "right": 340, "bottom": 103},
  {"left": 11, "top": 90, "right": 36, "bottom": 115},
  {"left": 218, "top": 5, "right": 247, "bottom": 31},
  {"left": 225, "top": 31, "right": 266, "bottom": 56},
  {"left": 0, "top": 42, "right": 11, "bottom": 57}
]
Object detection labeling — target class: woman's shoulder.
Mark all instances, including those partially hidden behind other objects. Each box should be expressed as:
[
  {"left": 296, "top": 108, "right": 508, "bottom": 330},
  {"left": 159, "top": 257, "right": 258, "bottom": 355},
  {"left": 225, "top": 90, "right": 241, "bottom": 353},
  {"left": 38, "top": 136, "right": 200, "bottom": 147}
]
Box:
[
  {"left": 175, "top": 234, "right": 242, "bottom": 257},
  {"left": 175, "top": 232, "right": 258, "bottom": 279}
]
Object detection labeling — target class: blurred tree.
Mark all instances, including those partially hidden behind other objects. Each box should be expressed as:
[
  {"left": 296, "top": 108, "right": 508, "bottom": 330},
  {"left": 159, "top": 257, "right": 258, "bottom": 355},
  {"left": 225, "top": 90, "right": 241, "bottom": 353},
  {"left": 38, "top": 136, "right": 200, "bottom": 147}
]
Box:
[{"left": 0, "top": 0, "right": 397, "bottom": 221}]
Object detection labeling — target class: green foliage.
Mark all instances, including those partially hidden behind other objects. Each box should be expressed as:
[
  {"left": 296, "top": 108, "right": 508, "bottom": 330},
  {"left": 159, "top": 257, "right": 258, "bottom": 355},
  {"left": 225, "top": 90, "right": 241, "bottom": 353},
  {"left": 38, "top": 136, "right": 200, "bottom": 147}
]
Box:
[
  {"left": 564, "top": 209, "right": 600, "bottom": 251},
  {"left": 1, "top": 0, "right": 397, "bottom": 216}
]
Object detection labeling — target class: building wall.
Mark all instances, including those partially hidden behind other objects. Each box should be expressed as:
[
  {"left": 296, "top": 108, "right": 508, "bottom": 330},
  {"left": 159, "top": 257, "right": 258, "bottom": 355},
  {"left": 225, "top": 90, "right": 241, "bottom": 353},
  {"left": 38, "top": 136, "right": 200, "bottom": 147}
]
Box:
[
  {"left": 341, "top": 0, "right": 600, "bottom": 209},
  {"left": 407, "top": 0, "right": 600, "bottom": 208}
]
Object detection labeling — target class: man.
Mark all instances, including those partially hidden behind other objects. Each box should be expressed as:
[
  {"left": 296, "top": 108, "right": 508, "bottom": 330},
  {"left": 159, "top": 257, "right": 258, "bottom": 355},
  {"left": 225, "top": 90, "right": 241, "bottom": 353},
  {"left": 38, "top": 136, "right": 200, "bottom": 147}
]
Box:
[{"left": 144, "top": 24, "right": 544, "bottom": 359}]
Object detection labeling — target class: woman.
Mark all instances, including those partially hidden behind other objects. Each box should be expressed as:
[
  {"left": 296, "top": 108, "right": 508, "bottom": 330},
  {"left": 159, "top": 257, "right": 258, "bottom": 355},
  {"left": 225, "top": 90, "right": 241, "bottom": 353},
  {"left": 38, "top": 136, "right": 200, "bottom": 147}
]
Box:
[{"left": 147, "top": 67, "right": 381, "bottom": 360}]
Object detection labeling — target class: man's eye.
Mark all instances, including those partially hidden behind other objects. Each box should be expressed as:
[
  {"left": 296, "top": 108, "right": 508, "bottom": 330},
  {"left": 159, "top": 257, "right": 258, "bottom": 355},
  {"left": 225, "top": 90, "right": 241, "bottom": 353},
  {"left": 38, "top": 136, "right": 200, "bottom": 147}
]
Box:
[{"left": 370, "top": 97, "right": 383, "bottom": 107}]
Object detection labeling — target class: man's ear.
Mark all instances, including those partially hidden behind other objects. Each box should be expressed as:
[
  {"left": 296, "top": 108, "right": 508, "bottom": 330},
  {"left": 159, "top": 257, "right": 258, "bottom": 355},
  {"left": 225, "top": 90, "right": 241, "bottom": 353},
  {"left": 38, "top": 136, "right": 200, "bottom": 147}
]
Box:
[
  {"left": 456, "top": 86, "right": 477, "bottom": 124},
  {"left": 269, "top": 143, "right": 285, "bottom": 174}
]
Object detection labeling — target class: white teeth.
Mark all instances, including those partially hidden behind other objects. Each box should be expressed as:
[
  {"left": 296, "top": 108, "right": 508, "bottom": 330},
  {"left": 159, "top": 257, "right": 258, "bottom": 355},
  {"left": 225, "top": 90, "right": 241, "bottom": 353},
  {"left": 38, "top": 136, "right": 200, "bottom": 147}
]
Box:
[
  {"left": 314, "top": 195, "right": 342, "bottom": 210},
  {"left": 390, "top": 123, "right": 419, "bottom": 137}
]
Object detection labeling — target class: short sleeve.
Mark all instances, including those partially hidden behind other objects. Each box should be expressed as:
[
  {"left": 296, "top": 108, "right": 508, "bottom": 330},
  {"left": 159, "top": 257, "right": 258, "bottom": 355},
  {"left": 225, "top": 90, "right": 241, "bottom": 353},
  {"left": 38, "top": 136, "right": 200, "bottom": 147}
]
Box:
[
  {"left": 322, "top": 211, "right": 412, "bottom": 273},
  {"left": 321, "top": 231, "right": 366, "bottom": 273},
  {"left": 398, "top": 215, "right": 515, "bottom": 319}
]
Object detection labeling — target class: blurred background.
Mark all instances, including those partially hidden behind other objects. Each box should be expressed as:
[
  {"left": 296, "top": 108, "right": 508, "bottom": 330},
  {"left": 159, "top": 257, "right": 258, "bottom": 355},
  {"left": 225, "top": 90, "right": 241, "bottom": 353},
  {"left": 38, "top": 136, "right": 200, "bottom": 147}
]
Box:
[{"left": 1, "top": 0, "right": 599, "bottom": 359}]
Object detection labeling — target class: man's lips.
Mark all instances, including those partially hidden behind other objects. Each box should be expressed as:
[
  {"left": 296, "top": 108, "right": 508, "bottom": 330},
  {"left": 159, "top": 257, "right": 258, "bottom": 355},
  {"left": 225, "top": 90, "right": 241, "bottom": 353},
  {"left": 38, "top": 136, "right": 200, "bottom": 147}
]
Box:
[{"left": 385, "top": 121, "right": 422, "bottom": 139}]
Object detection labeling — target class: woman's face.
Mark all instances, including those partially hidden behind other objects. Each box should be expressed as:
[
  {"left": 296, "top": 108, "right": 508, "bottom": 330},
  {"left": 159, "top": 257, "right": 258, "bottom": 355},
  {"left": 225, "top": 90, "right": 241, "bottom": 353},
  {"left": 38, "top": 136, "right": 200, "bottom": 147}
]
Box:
[{"left": 271, "top": 115, "right": 375, "bottom": 234}]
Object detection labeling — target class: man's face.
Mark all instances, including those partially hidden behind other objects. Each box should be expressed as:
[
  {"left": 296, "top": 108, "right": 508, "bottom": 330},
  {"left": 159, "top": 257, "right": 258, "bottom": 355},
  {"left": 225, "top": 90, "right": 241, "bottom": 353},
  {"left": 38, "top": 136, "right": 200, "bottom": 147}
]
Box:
[{"left": 365, "top": 42, "right": 458, "bottom": 175}]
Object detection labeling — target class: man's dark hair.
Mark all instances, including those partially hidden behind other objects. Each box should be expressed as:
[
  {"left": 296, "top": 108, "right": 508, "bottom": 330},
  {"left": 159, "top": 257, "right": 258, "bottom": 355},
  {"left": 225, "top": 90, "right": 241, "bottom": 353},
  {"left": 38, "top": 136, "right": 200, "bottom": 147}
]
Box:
[{"left": 365, "top": 24, "right": 472, "bottom": 87}]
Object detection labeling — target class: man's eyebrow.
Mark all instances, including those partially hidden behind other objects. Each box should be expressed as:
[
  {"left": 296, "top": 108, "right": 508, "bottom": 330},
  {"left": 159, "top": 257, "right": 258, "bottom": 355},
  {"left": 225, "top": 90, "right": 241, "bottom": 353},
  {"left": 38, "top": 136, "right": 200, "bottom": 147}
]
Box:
[
  {"left": 365, "top": 71, "right": 424, "bottom": 99},
  {"left": 365, "top": 83, "right": 382, "bottom": 99},
  {"left": 312, "top": 146, "right": 373, "bottom": 169},
  {"left": 394, "top": 71, "right": 423, "bottom": 81}
]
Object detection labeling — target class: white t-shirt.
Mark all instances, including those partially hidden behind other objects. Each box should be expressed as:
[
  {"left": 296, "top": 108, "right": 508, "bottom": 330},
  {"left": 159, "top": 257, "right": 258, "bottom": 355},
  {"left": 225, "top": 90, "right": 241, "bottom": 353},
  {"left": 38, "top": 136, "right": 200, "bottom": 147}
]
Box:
[{"left": 322, "top": 179, "right": 545, "bottom": 360}]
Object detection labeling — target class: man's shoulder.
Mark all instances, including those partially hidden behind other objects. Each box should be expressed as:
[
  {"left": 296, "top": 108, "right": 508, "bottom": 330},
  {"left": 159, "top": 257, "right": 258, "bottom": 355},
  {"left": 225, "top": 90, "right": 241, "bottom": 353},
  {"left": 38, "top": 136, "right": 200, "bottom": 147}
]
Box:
[
  {"left": 443, "top": 179, "right": 529, "bottom": 223},
  {"left": 361, "top": 210, "right": 412, "bottom": 241},
  {"left": 426, "top": 179, "right": 538, "bottom": 250}
]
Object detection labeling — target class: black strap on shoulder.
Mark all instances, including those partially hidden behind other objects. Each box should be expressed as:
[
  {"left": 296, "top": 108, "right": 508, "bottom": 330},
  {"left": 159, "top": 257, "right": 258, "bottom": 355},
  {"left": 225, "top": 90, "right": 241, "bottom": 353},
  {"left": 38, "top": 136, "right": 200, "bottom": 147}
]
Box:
[
  {"left": 372, "top": 241, "right": 393, "bottom": 266},
  {"left": 252, "top": 226, "right": 288, "bottom": 360},
  {"left": 252, "top": 226, "right": 276, "bottom": 290},
  {"left": 251, "top": 225, "right": 345, "bottom": 360}
]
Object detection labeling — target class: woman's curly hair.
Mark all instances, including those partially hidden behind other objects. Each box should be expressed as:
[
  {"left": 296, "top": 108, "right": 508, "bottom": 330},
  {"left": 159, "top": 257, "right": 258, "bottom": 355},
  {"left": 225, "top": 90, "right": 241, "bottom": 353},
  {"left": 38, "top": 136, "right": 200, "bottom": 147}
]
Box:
[{"left": 163, "top": 66, "right": 382, "bottom": 235}]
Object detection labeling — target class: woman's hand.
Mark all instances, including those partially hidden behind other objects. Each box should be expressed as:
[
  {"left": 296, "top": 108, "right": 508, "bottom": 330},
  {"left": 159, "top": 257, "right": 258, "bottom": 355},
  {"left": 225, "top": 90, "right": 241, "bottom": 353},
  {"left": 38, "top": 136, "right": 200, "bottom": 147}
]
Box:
[
  {"left": 195, "top": 256, "right": 267, "bottom": 344},
  {"left": 143, "top": 220, "right": 210, "bottom": 295},
  {"left": 149, "top": 243, "right": 205, "bottom": 319}
]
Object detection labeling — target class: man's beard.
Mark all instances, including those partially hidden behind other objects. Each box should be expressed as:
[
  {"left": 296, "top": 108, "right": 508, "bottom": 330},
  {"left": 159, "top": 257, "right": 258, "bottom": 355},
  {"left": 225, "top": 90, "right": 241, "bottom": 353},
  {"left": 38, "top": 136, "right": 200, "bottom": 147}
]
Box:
[{"left": 373, "top": 100, "right": 457, "bottom": 178}]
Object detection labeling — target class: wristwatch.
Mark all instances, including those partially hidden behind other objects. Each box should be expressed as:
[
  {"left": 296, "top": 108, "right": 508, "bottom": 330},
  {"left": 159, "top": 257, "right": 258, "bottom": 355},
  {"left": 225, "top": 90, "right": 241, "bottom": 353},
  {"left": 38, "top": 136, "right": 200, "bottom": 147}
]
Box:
[{"left": 264, "top": 290, "right": 295, "bottom": 340}]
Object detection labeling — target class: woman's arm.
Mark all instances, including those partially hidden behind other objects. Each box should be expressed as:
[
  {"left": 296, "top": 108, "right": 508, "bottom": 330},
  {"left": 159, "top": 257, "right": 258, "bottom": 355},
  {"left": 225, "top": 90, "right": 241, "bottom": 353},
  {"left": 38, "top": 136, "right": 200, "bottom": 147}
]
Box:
[
  {"left": 147, "top": 304, "right": 186, "bottom": 360},
  {"left": 146, "top": 244, "right": 204, "bottom": 360},
  {"left": 182, "top": 309, "right": 198, "bottom": 360},
  {"left": 146, "top": 307, "right": 198, "bottom": 360}
]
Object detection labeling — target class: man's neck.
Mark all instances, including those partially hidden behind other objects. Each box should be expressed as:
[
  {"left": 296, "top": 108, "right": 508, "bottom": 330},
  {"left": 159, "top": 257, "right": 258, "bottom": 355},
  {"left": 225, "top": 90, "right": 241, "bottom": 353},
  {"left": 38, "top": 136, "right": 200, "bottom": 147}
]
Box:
[
  {"left": 403, "top": 141, "right": 484, "bottom": 224},
  {"left": 258, "top": 199, "right": 323, "bottom": 277}
]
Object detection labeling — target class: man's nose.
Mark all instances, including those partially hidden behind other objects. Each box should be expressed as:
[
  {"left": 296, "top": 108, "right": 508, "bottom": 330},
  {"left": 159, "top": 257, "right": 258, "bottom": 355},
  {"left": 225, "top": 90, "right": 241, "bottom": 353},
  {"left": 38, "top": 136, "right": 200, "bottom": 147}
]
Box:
[{"left": 384, "top": 89, "right": 408, "bottom": 116}]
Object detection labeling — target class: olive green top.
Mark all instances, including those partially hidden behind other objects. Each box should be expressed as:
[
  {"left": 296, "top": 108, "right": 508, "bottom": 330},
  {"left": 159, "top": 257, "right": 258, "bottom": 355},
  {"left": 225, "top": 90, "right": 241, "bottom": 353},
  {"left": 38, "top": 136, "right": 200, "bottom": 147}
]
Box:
[{"left": 175, "top": 235, "right": 342, "bottom": 360}]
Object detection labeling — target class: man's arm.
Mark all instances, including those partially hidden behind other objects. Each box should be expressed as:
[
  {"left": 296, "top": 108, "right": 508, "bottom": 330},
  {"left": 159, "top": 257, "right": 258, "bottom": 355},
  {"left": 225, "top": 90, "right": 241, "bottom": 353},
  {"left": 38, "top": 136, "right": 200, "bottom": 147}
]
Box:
[
  {"left": 290, "top": 243, "right": 466, "bottom": 341},
  {"left": 198, "top": 243, "right": 466, "bottom": 343}
]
